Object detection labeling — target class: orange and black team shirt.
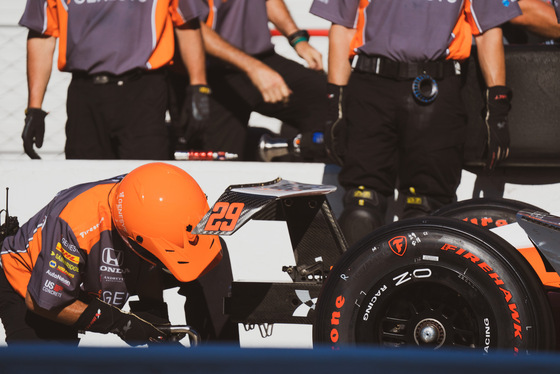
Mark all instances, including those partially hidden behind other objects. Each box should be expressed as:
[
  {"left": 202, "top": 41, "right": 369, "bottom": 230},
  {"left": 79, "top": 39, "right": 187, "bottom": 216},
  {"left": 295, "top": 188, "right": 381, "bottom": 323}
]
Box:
[
  {"left": 310, "top": 0, "right": 523, "bottom": 62},
  {"left": 18, "top": 0, "right": 206, "bottom": 75},
  {"left": 0, "top": 176, "right": 149, "bottom": 311}
]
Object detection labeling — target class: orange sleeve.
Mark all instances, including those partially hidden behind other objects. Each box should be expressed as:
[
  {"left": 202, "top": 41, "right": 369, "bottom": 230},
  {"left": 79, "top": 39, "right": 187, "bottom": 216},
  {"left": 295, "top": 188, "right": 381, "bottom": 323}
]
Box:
[
  {"left": 206, "top": 0, "right": 214, "bottom": 27},
  {"left": 348, "top": 0, "right": 370, "bottom": 58},
  {"left": 464, "top": 0, "right": 484, "bottom": 36},
  {"left": 146, "top": 0, "right": 175, "bottom": 69},
  {"left": 446, "top": 0, "right": 475, "bottom": 61},
  {"left": 169, "top": 0, "right": 186, "bottom": 25},
  {"left": 43, "top": 0, "right": 60, "bottom": 37}
]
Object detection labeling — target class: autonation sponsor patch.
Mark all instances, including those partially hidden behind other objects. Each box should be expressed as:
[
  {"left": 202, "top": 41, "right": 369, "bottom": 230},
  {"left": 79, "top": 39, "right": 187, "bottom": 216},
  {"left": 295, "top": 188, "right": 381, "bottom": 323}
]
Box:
[{"left": 46, "top": 269, "right": 71, "bottom": 287}]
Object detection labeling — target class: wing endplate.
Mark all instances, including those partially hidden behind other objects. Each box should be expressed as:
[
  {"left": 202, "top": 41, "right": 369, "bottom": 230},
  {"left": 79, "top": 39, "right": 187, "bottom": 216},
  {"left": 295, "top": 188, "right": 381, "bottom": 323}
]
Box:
[{"left": 194, "top": 178, "right": 337, "bottom": 236}]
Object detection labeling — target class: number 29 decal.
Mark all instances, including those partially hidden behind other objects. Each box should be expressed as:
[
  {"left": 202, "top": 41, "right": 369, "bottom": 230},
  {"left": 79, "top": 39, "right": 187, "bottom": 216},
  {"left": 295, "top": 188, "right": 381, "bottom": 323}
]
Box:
[{"left": 204, "top": 202, "right": 245, "bottom": 232}]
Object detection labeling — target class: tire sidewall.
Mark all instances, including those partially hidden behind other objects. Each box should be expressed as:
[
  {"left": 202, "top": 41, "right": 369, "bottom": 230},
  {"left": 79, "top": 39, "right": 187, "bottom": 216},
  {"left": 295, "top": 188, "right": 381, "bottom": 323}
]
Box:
[{"left": 314, "top": 218, "right": 547, "bottom": 353}]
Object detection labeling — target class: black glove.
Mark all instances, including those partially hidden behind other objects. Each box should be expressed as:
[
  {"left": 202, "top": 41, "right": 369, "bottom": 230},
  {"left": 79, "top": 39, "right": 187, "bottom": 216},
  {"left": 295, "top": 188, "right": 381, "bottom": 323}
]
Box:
[
  {"left": 22, "top": 108, "right": 47, "bottom": 160},
  {"left": 484, "top": 86, "right": 512, "bottom": 171},
  {"left": 324, "top": 83, "right": 347, "bottom": 166},
  {"left": 181, "top": 84, "right": 211, "bottom": 147},
  {"left": 128, "top": 299, "right": 170, "bottom": 326},
  {"left": 73, "top": 298, "right": 168, "bottom": 346}
]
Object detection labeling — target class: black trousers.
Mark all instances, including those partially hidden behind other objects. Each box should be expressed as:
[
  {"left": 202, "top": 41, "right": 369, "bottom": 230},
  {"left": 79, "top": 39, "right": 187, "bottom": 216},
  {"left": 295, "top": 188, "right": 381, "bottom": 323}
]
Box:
[
  {"left": 339, "top": 71, "right": 468, "bottom": 205},
  {"left": 0, "top": 269, "right": 79, "bottom": 345},
  {"left": 65, "top": 70, "right": 170, "bottom": 160},
  {"left": 171, "top": 52, "right": 327, "bottom": 160}
]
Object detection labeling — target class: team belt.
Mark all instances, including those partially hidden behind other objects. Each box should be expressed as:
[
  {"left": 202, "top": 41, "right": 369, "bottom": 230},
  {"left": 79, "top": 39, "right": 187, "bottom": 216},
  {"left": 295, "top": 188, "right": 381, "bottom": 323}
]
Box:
[
  {"left": 351, "top": 55, "right": 462, "bottom": 80},
  {"left": 72, "top": 68, "right": 161, "bottom": 85}
]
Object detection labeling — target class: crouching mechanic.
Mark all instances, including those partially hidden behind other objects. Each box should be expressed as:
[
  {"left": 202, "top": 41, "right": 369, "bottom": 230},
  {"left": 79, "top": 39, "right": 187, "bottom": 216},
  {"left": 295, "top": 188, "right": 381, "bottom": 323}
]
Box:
[{"left": 0, "top": 163, "right": 222, "bottom": 345}]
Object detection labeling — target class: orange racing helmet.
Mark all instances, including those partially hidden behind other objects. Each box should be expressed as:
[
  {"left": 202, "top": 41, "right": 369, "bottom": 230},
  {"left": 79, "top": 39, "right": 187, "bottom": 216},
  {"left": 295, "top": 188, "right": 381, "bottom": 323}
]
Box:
[{"left": 110, "top": 162, "right": 221, "bottom": 282}]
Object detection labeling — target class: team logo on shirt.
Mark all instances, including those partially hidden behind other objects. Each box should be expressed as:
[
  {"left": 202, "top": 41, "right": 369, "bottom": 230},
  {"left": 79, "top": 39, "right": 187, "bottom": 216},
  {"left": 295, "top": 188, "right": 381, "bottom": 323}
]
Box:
[
  {"left": 102, "top": 291, "right": 129, "bottom": 308},
  {"left": 102, "top": 247, "right": 123, "bottom": 266},
  {"left": 79, "top": 217, "right": 105, "bottom": 239},
  {"left": 56, "top": 242, "right": 80, "bottom": 264},
  {"left": 47, "top": 270, "right": 71, "bottom": 287},
  {"left": 42, "top": 280, "right": 63, "bottom": 298},
  {"left": 100, "top": 247, "right": 130, "bottom": 274},
  {"left": 56, "top": 265, "right": 76, "bottom": 279},
  {"left": 49, "top": 259, "right": 76, "bottom": 278},
  {"left": 52, "top": 245, "right": 79, "bottom": 274},
  {"left": 61, "top": 237, "right": 79, "bottom": 253},
  {"left": 102, "top": 275, "right": 125, "bottom": 284}
]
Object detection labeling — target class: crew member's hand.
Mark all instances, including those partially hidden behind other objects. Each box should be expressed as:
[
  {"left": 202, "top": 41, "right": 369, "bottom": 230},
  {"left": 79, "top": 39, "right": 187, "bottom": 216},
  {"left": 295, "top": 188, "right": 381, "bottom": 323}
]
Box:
[
  {"left": 113, "top": 311, "right": 168, "bottom": 345},
  {"left": 294, "top": 41, "right": 323, "bottom": 71},
  {"left": 181, "top": 84, "right": 211, "bottom": 146},
  {"left": 129, "top": 300, "right": 170, "bottom": 326},
  {"left": 324, "top": 83, "right": 347, "bottom": 166},
  {"left": 484, "top": 86, "right": 512, "bottom": 171},
  {"left": 22, "top": 108, "right": 47, "bottom": 160},
  {"left": 73, "top": 298, "right": 168, "bottom": 346},
  {"left": 187, "top": 84, "right": 211, "bottom": 121},
  {"left": 247, "top": 61, "right": 292, "bottom": 104}
]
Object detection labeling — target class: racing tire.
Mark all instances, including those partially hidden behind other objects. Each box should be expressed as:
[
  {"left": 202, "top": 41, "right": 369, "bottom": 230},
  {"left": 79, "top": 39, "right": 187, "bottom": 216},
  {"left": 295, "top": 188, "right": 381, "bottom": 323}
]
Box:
[
  {"left": 313, "top": 216, "right": 555, "bottom": 353},
  {"left": 433, "top": 198, "right": 547, "bottom": 229}
]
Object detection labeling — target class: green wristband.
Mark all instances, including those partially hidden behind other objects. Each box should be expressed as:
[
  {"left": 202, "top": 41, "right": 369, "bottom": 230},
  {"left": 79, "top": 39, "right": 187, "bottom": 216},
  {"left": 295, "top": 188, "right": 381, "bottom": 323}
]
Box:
[{"left": 288, "top": 30, "right": 310, "bottom": 48}]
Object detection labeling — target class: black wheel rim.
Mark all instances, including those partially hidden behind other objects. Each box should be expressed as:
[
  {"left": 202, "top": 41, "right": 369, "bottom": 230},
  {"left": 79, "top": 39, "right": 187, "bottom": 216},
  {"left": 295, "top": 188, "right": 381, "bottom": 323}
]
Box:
[{"left": 355, "top": 268, "right": 496, "bottom": 350}]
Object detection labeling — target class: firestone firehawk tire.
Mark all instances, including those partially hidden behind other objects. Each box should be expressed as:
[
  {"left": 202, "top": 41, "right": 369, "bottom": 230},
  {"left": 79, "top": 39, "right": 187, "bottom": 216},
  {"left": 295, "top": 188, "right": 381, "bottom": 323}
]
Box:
[
  {"left": 313, "top": 216, "right": 555, "bottom": 353},
  {"left": 433, "top": 197, "right": 548, "bottom": 229}
]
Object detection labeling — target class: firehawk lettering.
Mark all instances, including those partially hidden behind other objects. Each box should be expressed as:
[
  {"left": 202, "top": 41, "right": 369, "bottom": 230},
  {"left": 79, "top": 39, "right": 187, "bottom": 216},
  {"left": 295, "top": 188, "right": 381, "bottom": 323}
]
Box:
[{"left": 440, "top": 242, "right": 524, "bottom": 341}]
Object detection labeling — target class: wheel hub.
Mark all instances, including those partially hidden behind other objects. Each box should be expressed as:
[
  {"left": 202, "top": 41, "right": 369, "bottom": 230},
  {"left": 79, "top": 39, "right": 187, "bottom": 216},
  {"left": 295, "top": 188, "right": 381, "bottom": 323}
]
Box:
[{"left": 414, "top": 318, "right": 446, "bottom": 348}]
